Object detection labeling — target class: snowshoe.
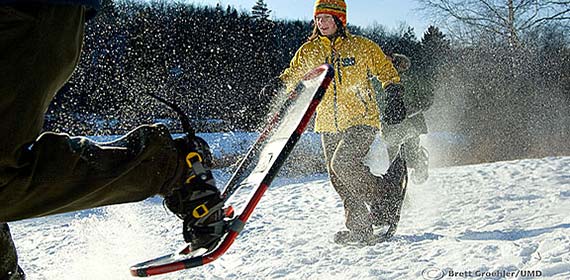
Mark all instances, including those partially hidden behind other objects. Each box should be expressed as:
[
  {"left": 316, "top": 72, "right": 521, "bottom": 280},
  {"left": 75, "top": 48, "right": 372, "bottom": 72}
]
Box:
[
  {"left": 130, "top": 64, "right": 334, "bottom": 277},
  {"left": 370, "top": 146, "right": 408, "bottom": 239}
]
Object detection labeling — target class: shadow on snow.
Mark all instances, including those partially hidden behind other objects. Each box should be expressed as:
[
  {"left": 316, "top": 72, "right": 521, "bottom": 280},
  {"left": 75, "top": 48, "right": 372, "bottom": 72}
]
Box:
[{"left": 458, "top": 224, "right": 570, "bottom": 241}]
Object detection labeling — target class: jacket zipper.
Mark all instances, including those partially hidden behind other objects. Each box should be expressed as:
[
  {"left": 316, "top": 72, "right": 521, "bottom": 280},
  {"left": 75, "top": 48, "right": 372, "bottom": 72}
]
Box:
[{"left": 331, "top": 44, "right": 340, "bottom": 131}]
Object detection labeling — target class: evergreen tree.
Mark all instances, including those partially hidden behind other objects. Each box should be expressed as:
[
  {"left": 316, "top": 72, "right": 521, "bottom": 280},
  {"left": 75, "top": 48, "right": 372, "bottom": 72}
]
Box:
[
  {"left": 421, "top": 26, "right": 449, "bottom": 58},
  {"left": 251, "top": 0, "right": 271, "bottom": 21},
  {"left": 395, "top": 27, "right": 420, "bottom": 56},
  {"left": 418, "top": 26, "right": 450, "bottom": 92},
  {"left": 417, "top": 26, "right": 449, "bottom": 76}
]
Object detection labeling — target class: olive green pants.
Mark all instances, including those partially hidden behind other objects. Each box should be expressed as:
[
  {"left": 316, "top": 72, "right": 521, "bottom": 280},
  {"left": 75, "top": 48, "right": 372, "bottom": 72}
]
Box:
[
  {"left": 0, "top": 5, "right": 180, "bottom": 278},
  {"left": 322, "top": 125, "right": 380, "bottom": 232}
]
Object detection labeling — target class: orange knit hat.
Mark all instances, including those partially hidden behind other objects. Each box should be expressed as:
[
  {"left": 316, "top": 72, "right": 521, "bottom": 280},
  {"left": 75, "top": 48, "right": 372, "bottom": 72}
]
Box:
[{"left": 314, "top": 0, "right": 347, "bottom": 26}]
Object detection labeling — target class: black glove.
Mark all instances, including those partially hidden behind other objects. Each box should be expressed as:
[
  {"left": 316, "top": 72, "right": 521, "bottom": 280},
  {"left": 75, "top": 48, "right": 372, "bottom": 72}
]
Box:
[
  {"left": 165, "top": 135, "right": 226, "bottom": 250},
  {"left": 260, "top": 77, "right": 284, "bottom": 97},
  {"left": 382, "top": 83, "right": 407, "bottom": 125}
]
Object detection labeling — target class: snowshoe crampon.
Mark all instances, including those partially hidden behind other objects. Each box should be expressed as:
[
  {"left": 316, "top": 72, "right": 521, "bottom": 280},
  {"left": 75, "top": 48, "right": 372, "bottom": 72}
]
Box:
[{"left": 129, "top": 64, "right": 334, "bottom": 277}]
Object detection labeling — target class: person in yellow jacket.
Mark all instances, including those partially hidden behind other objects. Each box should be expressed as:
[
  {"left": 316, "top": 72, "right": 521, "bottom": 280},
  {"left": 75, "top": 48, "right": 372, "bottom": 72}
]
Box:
[{"left": 264, "top": 0, "right": 407, "bottom": 244}]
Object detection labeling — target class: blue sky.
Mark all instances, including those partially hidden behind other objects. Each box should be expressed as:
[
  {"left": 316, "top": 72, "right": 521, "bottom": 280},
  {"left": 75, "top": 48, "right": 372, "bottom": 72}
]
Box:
[{"left": 186, "top": 0, "right": 434, "bottom": 37}]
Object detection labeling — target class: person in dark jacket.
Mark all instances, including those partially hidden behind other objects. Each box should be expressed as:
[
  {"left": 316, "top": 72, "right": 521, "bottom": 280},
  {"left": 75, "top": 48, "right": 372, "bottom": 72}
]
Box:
[
  {"left": 0, "top": 2, "right": 223, "bottom": 279},
  {"left": 373, "top": 53, "right": 432, "bottom": 184}
]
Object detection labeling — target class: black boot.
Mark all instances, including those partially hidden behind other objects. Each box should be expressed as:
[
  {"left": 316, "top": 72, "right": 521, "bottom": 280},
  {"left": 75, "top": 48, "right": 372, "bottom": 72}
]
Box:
[{"left": 163, "top": 135, "right": 225, "bottom": 251}]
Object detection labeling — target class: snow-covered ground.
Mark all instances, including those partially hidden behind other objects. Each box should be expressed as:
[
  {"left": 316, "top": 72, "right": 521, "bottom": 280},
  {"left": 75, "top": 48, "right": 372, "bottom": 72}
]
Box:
[{"left": 10, "top": 152, "right": 570, "bottom": 279}]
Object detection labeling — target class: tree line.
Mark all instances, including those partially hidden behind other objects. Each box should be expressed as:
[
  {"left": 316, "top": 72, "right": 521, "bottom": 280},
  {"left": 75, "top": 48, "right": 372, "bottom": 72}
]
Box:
[{"left": 45, "top": 0, "right": 446, "bottom": 134}]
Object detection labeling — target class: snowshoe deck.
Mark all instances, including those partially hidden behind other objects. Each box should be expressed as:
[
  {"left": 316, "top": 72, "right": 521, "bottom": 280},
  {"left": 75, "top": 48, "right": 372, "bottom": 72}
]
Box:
[{"left": 130, "top": 64, "right": 334, "bottom": 277}]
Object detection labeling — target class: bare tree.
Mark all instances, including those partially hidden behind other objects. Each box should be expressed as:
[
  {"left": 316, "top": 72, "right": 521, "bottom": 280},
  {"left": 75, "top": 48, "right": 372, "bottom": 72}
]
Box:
[{"left": 416, "top": 0, "right": 570, "bottom": 46}]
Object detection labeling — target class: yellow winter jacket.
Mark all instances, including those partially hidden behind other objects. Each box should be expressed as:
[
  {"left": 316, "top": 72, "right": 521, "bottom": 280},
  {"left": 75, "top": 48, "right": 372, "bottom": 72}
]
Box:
[{"left": 280, "top": 33, "right": 400, "bottom": 133}]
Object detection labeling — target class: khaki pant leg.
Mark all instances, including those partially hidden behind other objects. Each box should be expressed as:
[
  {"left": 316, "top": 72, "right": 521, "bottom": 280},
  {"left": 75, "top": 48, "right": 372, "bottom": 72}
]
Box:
[
  {"left": 321, "top": 133, "right": 347, "bottom": 197},
  {"left": 0, "top": 5, "right": 85, "bottom": 178},
  {"left": 322, "top": 133, "right": 357, "bottom": 231},
  {"left": 325, "top": 126, "right": 378, "bottom": 231}
]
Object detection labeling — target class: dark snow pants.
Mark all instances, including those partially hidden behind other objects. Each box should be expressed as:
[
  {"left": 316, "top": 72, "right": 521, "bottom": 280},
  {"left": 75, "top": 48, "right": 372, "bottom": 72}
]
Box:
[
  {"left": 321, "top": 125, "right": 380, "bottom": 233},
  {"left": 0, "top": 5, "right": 181, "bottom": 279}
]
